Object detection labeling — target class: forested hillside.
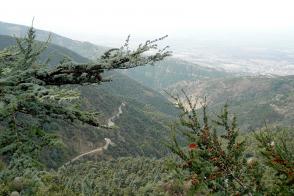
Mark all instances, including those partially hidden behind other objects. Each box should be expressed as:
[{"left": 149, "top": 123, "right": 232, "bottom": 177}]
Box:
[
  {"left": 167, "top": 75, "right": 294, "bottom": 130},
  {"left": 0, "top": 33, "right": 177, "bottom": 168},
  {"left": 0, "top": 22, "right": 293, "bottom": 195},
  {"left": 0, "top": 26, "right": 182, "bottom": 195}
]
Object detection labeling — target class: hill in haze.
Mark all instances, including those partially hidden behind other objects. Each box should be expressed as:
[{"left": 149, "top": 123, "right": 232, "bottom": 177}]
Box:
[
  {"left": 0, "top": 21, "right": 232, "bottom": 92},
  {"left": 167, "top": 75, "right": 294, "bottom": 130},
  {"left": 120, "top": 58, "right": 231, "bottom": 91},
  {"left": 0, "top": 21, "right": 108, "bottom": 59},
  {"left": 0, "top": 34, "right": 89, "bottom": 64}
]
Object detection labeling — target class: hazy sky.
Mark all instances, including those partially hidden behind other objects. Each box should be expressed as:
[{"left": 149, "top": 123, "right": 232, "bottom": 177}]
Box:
[{"left": 1, "top": 0, "right": 294, "bottom": 45}]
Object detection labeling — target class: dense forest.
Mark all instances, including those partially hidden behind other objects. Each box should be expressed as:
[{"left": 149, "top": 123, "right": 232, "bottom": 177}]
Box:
[{"left": 0, "top": 25, "right": 293, "bottom": 196}]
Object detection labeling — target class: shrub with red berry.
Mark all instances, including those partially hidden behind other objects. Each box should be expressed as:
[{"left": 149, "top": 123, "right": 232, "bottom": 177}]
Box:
[{"left": 166, "top": 92, "right": 265, "bottom": 195}]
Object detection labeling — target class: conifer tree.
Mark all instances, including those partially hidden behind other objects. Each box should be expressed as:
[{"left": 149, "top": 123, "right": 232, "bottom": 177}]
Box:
[
  {"left": 0, "top": 26, "right": 170, "bottom": 182},
  {"left": 166, "top": 92, "right": 264, "bottom": 195}
]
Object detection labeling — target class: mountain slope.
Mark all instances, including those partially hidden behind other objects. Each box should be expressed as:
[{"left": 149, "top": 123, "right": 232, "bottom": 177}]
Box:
[
  {"left": 168, "top": 75, "right": 294, "bottom": 130},
  {"left": 0, "top": 21, "right": 108, "bottom": 59},
  {"left": 0, "top": 35, "right": 178, "bottom": 168},
  {"left": 120, "top": 58, "right": 231, "bottom": 91},
  {"left": 0, "top": 35, "right": 89, "bottom": 64}
]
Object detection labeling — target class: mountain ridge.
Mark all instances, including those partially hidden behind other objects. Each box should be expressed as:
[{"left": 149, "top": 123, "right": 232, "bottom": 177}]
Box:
[{"left": 0, "top": 21, "right": 109, "bottom": 59}]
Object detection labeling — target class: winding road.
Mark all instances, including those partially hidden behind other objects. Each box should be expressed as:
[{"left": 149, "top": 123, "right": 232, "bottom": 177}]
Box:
[
  {"left": 107, "top": 102, "right": 126, "bottom": 127},
  {"left": 64, "top": 138, "right": 114, "bottom": 165},
  {"left": 63, "top": 102, "right": 126, "bottom": 166}
]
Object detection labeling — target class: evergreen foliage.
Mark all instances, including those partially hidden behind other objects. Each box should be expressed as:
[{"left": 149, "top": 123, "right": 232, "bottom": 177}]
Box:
[
  {"left": 58, "top": 157, "right": 170, "bottom": 195},
  {"left": 255, "top": 128, "right": 294, "bottom": 194},
  {"left": 166, "top": 91, "right": 293, "bottom": 195},
  {"left": 0, "top": 26, "right": 170, "bottom": 195}
]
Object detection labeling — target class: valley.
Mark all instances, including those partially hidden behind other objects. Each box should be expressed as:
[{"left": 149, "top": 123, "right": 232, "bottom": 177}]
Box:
[
  {"left": 0, "top": 20, "right": 293, "bottom": 195},
  {"left": 2, "top": 21, "right": 293, "bottom": 131}
]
